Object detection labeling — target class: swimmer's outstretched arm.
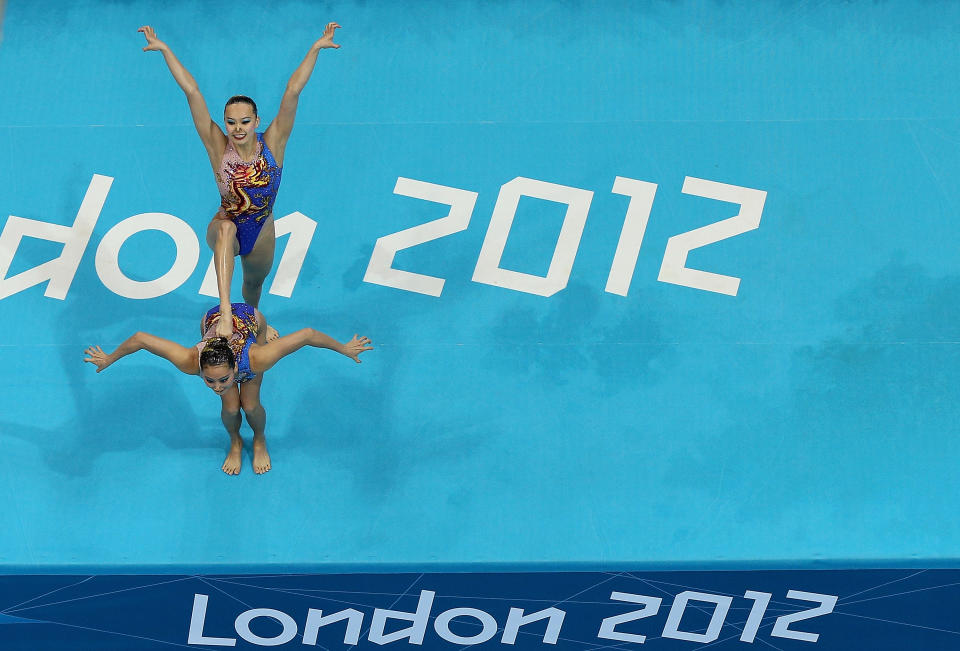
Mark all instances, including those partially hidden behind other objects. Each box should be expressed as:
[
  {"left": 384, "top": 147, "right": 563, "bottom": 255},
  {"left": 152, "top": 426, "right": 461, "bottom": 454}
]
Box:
[
  {"left": 138, "top": 25, "right": 226, "bottom": 166},
  {"left": 84, "top": 332, "right": 199, "bottom": 376},
  {"left": 264, "top": 22, "right": 341, "bottom": 163},
  {"left": 248, "top": 329, "right": 371, "bottom": 373}
]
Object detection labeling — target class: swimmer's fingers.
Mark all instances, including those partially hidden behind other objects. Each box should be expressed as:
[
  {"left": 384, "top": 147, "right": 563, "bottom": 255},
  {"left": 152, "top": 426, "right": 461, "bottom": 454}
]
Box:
[
  {"left": 83, "top": 346, "right": 109, "bottom": 372},
  {"left": 82, "top": 345, "right": 104, "bottom": 359},
  {"left": 317, "top": 22, "right": 341, "bottom": 49},
  {"left": 346, "top": 334, "right": 373, "bottom": 363},
  {"left": 356, "top": 335, "right": 372, "bottom": 349},
  {"left": 137, "top": 25, "right": 165, "bottom": 52}
]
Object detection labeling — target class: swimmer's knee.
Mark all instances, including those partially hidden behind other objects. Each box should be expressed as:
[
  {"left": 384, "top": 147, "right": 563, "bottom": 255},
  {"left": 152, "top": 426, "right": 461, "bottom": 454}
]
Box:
[
  {"left": 221, "top": 407, "right": 241, "bottom": 419},
  {"left": 241, "top": 401, "right": 263, "bottom": 416},
  {"left": 216, "top": 219, "right": 237, "bottom": 239},
  {"left": 242, "top": 275, "right": 267, "bottom": 289},
  {"left": 213, "top": 219, "right": 237, "bottom": 247}
]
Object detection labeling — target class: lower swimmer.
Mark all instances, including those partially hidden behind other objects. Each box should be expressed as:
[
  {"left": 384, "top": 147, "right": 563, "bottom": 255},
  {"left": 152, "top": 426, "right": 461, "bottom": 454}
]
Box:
[{"left": 83, "top": 303, "right": 372, "bottom": 475}]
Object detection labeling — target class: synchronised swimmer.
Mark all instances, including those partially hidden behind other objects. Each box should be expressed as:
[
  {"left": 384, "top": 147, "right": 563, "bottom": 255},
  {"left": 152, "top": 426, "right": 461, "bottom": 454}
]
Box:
[
  {"left": 137, "top": 22, "right": 341, "bottom": 338},
  {"left": 85, "top": 305, "right": 372, "bottom": 475}
]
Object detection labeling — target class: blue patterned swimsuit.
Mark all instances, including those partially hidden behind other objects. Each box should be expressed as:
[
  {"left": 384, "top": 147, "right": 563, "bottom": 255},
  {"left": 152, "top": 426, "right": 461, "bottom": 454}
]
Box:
[
  {"left": 197, "top": 303, "right": 261, "bottom": 383},
  {"left": 215, "top": 133, "right": 283, "bottom": 256}
]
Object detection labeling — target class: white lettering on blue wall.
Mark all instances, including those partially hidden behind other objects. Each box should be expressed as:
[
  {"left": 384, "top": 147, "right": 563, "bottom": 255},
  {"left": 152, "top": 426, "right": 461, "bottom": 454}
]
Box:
[{"left": 0, "top": 174, "right": 316, "bottom": 301}]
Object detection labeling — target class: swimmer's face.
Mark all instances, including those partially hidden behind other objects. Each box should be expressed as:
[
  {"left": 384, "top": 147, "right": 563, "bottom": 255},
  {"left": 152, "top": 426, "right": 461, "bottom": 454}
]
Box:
[
  {"left": 201, "top": 363, "right": 237, "bottom": 394},
  {"left": 223, "top": 103, "right": 259, "bottom": 146}
]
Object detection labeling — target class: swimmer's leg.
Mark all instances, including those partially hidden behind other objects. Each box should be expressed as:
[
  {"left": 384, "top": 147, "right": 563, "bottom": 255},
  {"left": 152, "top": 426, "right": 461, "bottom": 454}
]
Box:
[
  {"left": 219, "top": 385, "right": 243, "bottom": 476},
  {"left": 239, "top": 215, "right": 276, "bottom": 310},
  {"left": 252, "top": 309, "right": 279, "bottom": 345},
  {"left": 240, "top": 375, "right": 271, "bottom": 475},
  {"left": 206, "top": 216, "right": 241, "bottom": 338}
]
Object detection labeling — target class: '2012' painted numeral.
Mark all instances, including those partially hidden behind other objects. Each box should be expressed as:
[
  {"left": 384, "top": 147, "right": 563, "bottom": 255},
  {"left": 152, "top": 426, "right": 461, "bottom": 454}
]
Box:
[
  {"left": 364, "top": 175, "right": 766, "bottom": 298},
  {"left": 598, "top": 588, "right": 836, "bottom": 645}
]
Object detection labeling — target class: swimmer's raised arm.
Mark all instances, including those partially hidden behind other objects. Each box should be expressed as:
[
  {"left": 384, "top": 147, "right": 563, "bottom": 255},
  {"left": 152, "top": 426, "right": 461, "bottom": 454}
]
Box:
[
  {"left": 84, "top": 332, "right": 199, "bottom": 376},
  {"left": 138, "top": 25, "right": 226, "bottom": 165},
  {"left": 248, "top": 328, "right": 371, "bottom": 373},
  {"left": 264, "top": 22, "right": 341, "bottom": 164}
]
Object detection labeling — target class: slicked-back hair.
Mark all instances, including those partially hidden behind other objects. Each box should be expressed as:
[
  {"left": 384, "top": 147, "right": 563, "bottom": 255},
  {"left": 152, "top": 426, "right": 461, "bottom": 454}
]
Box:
[{"left": 225, "top": 95, "right": 258, "bottom": 117}]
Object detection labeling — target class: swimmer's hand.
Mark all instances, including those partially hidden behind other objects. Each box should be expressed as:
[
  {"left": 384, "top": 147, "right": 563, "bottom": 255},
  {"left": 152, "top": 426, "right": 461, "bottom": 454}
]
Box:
[
  {"left": 84, "top": 345, "right": 115, "bottom": 373},
  {"left": 343, "top": 334, "right": 373, "bottom": 363},
  {"left": 314, "top": 22, "right": 341, "bottom": 50},
  {"left": 138, "top": 25, "right": 167, "bottom": 52},
  {"left": 216, "top": 314, "right": 235, "bottom": 339}
]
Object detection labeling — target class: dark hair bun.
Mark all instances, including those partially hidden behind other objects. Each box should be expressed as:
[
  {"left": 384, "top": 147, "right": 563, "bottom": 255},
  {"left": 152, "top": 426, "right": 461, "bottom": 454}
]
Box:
[{"left": 200, "top": 337, "right": 236, "bottom": 370}]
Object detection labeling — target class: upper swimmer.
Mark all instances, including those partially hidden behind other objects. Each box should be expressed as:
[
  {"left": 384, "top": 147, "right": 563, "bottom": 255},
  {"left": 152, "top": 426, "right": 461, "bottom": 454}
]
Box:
[{"left": 138, "top": 23, "right": 341, "bottom": 338}]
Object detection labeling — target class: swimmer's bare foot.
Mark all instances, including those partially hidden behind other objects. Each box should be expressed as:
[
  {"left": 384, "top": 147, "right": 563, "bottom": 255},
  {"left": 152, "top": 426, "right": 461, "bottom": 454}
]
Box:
[
  {"left": 222, "top": 440, "right": 242, "bottom": 475},
  {"left": 266, "top": 325, "right": 280, "bottom": 342},
  {"left": 253, "top": 438, "right": 271, "bottom": 474}
]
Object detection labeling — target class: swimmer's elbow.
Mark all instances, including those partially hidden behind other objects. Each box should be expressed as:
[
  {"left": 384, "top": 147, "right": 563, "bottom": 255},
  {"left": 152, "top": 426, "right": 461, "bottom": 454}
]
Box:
[
  {"left": 283, "top": 83, "right": 304, "bottom": 99},
  {"left": 131, "top": 332, "right": 159, "bottom": 352},
  {"left": 300, "top": 328, "right": 335, "bottom": 350},
  {"left": 117, "top": 332, "right": 147, "bottom": 356}
]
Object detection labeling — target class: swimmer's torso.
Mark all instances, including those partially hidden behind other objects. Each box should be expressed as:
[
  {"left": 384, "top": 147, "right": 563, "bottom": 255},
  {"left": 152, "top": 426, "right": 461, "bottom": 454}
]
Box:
[
  {"left": 215, "top": 132, "right": 283, "bottom": 225},
  {"left": 196, "top": 303, "right": 261, "bottom": 383}
]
